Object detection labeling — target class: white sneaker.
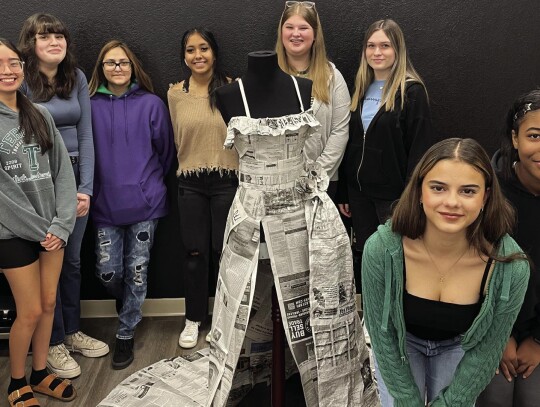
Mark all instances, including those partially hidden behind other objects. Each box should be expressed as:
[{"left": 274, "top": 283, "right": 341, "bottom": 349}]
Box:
[
  {"left": 47, "top": 344, "right": 81, "bottom": 379},
  {"left": 65, "top": 331, "right": 110, "bottom": 358},
  {"left": 179, "top": 319, "right": 200, "bottom": 349}
]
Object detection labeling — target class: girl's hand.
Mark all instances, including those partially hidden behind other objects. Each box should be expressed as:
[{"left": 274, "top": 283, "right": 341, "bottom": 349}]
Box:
[
  {"left": 76, "top": 193, "right": 90, "bottom": 217},
  {"left": 40, "top": 233, "right": 64, "bottom": 251},
  {"left": 497, "top": 336, "right": 518, "bottom": 382},
  {"left": 338, "top": 203, "right": 351, "bottom": 218},
  {"left": 516, "top": 337, "right": 540, "bottom": 379}
]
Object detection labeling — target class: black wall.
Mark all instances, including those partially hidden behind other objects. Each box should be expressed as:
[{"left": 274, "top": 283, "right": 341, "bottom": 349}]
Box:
[{"left": 1, "top": 0, "right": 539, "bottom": 299}]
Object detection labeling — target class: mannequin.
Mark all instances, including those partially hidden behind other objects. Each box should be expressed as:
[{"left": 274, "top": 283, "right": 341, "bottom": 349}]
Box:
[
  {"left": 216, "top": 50, "right": 312, "bottom": 122},
  {"left": 207, "top": 51, "right": 377, "bottom": 407}
]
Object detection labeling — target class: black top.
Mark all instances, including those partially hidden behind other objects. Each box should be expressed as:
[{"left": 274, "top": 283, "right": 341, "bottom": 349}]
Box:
[
  {"left": 493, "top": 150, "right": 540, "bottom": 343},
  {"left": 403, "top": 258, "right": 493, "bottom": 341},
  {"left": 337, "top": 82, "right": 433, "bottom": 202}
]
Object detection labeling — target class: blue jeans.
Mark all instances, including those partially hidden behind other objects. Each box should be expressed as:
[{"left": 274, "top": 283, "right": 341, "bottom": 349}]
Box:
[
  {"left": 375, "top": 332, "right": 465, "bottom": 406},
  {"left": 51, "top": 162, "right": 86, "bottom": 345},
  {"left": 95, "top": 220, "right": 158, "bottom": 339},
  {"left": 477, "top": 358, "right": 540, "bottom": 407}
]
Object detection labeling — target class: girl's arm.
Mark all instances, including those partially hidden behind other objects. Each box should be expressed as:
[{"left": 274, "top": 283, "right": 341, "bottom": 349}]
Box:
[
  {"left": 75, "top": 68, "right": 95, "bottom": 197},
  {"left": 46, "top": 111, "right": 77, "bottom": 243},
  {"left": 151, "top": 97, "right": 175, "bottom": 175},
  {"left": 315, "top": 67, "right": 350, "bottom": 179},
  {"left": 430, "top": 260, "right": 530, "bottom": 407},
  {"left": 362, "top": 235, "right": 425, "bottom": 406},
  {"left": 402, "top": 83, "right": 433, "bottom": 177}
]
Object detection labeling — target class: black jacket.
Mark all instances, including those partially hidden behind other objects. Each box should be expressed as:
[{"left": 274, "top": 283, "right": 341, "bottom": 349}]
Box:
[
  {"left": 339, "top": 82, "right": 433, "bottom": 201},
  {"left": 493, "top": 150, "right": 540, "bottom": 343}
]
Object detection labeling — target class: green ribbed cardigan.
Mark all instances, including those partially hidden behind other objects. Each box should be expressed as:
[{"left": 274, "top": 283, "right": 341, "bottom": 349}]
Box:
[{"left": 362, "top": 222, "right": 529, "bottom": 407}]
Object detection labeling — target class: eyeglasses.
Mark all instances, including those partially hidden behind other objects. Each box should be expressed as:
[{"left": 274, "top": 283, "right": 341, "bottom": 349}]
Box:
[
  {"left": 102, "top": 61, "right": 132, "bottom": 71},
  {"left": 0, "top": 60, "right": 24, "bottom": 74},
  {"left": 285, "top": 1, "right": 316, "bottom": 8}
]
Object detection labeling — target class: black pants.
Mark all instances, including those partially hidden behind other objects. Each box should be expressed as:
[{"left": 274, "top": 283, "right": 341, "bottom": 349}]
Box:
[
  {"left": 348, "top": 185, "right": 395, "bottom": 293},
  {"left": 177, "top": 171, "right": 238, "bottom": 322}
]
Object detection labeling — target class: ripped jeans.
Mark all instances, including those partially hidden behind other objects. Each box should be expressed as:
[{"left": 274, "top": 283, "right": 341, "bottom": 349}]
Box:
[{"left": 95, "top": 219, "right": 158, "bottom": 339}]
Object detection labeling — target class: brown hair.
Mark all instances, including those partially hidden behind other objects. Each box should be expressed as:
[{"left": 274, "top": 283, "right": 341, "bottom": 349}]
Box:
[
  {"left": 18, "top": 13, "right": 78, "bottom": 101},
  {"left": 89, "top": 40, "right": 154, "bottom": 96},
  {"left": 0, "top": 38, "right": 51, "bottom": 152},
  {"left": 392, "top": 138, "right": 522, "bottom": 262},
  {"left": 275, "top": 3, "right": 331, "bottom": 104}
]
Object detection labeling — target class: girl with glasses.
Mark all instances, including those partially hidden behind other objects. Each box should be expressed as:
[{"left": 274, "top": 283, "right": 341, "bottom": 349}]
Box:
[
  {"left": 0, "top": 38, "right": 77, "bottom": 406},
  {"left": 167, "top": 28, "right": 238, "bottom": 349},
  {"left": 275, "top": 1, "right": 351, "bottom": 200},
  {"left": 338, "top": 19, "right": 434, "bottom": 287},
  {"left": 362, "top": 138, "right": 530, "bottom": 406},
  {"left": 88, "top": 40, "right": 174, "bottom": 369},
  {"left": 18, "top": 13, "right": 109, "bottom": 380},
  {"left": 477, "top": 90, "right": 540, "bottom": 407}
]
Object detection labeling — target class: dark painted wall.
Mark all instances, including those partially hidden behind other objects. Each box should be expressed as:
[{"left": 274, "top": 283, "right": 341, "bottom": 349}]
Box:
[{"left": 1, "top": 0, "right": 539, "bottom": 299}]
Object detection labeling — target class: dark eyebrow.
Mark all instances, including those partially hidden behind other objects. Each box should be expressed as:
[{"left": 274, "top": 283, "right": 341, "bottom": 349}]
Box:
[
  {"left": 427, "top": 180, "right": 480, "bottom": 188},
  {"left": 525, "top": 127, "right": 540, "bottom": 132}
]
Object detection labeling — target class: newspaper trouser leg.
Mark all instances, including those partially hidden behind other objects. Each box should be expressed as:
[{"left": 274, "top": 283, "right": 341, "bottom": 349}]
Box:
[
  {"left": 207, "top": 194, "right": 261, "bottom": 407},
  {"left": 305, "top": 194, "right": 379, "bottom": 407}
]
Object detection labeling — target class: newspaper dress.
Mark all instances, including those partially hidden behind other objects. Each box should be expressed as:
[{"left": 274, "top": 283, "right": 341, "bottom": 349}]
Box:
[{"left": 207, "top": 76, "right": 379, "bottom": 407}]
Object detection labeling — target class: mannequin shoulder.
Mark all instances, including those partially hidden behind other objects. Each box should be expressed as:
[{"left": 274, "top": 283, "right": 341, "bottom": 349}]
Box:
[{"left": 215, "top": 81, "right": 244, "bottom": 124}]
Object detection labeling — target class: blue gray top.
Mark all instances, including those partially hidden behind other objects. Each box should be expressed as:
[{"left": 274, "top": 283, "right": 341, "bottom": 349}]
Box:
[
  {"left": 20, "top": 68, "right": 94, "bottom": 196},
  {"left": 361, "top": 80, "right": 385, "bottom": 131}
]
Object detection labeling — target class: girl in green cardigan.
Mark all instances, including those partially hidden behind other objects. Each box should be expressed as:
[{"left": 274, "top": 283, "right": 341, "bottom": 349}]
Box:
[{"left": 362, "top": 138, "right": 530, "bottom": 406}]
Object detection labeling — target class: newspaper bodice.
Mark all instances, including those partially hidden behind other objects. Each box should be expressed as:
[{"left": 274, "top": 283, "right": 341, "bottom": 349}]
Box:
[{"left": 223, "top": 77, "right": 328, "bottom": 217}]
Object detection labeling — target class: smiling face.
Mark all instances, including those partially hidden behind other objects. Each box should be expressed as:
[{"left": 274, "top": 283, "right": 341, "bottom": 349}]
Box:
[
  {"left": 281, "top": 14, "right": 315, "bottom": 59},
  {"left": 184, "top": 32, "right": 215, "bottom": 77},
  {"left": 421, "top": 159, "right": 488, "bottom": 237},
  {"left": 34, "top": 32, "right": 67, "bottom": 68},
  {"left": 0, "top": 44, "right": 24, "bottom": 102},
  {"left": 102, "top": 46, "right": 132, "bottom": 94},
  {"left": 513, "top": 109, "right": 540, "bottom": 194},
  {"left": 365, "top": 29, "right": 396, "bottom": 80}
]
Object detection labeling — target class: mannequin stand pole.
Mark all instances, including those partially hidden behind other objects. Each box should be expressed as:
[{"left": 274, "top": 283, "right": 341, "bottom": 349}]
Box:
[
  {"left": 260, "top": 241, "right": 285, "bottom": 406},
  {"left": 271, "top": 285, "right": 285, "bottom": 407}
]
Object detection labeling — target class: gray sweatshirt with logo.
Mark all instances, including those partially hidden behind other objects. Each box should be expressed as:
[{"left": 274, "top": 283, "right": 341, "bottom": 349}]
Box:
[{"left": 0, "top": 101, "right": 76, "bottom": 244}]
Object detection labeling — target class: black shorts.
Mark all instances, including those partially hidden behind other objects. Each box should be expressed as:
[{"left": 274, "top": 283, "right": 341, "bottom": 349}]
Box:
[{"left": 0, "top": 238, "right": 43, "bottom": 269}]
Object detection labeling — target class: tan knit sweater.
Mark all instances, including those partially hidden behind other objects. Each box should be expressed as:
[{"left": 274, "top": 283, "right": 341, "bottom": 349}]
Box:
[{"left": 168, "top": 82, "right": 238, "bottom": 176}]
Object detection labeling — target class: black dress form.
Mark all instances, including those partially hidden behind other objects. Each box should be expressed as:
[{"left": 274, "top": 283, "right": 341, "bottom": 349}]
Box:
[{"left": 216, "top": 51, "right": 312, "bottom": 123}]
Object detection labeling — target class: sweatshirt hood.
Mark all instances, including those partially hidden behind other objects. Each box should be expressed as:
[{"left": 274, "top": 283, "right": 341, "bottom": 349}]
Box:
[
  {"left": 492, "top": 149, "right": 535, "bottom": 196},
  {"left": 0, "top": 100, "right": 18, "bottom": 118},
  {"left": 96, "top": 82, "right": 139, "bottom": 96}
]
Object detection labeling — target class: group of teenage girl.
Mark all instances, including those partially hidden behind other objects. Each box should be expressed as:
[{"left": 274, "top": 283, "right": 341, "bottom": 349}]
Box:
[{"left": 0, "top": 1, "right": 538, "bottom": 406}]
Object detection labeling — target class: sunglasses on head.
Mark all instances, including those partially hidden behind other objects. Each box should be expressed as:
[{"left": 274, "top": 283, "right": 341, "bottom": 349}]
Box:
[{"left": 285, "top": 1, "right": 316, "bottom": 9}]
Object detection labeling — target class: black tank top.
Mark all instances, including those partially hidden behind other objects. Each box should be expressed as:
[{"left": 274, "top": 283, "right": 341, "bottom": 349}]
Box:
[{"left": 403, "top": 257, "right": 493, "bottom": 341}]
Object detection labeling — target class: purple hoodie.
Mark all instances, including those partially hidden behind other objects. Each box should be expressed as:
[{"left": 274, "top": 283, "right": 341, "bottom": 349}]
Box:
[{"left": 90, "top": 84, "right": 174, "bottom": 227}]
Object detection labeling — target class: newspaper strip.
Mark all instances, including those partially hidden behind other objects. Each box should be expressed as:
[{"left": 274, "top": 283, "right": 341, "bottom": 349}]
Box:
[{"left": 98, "top": 350, "right": 210, "bottom": 407}]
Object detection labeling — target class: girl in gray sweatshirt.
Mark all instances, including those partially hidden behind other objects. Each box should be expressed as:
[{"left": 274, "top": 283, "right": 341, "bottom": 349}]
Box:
[{"left": 0, "top": 38, "right": 77, "bottom": 406}]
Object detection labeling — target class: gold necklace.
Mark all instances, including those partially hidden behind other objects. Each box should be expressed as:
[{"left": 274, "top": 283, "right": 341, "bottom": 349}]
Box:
[{"left": 421, "top": 239, "right": 468, "bottom": 284}]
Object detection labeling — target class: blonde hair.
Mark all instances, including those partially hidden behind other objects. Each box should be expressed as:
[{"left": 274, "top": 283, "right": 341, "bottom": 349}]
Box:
[
  {"left": 275, "top": 3, "right": 331, "bottom": 104},
  {"left": 351, "top": 19, "right": 426, "bottom": 112},
  {"left": 88, "top": 40, "right": 154, "bottom": 96}
]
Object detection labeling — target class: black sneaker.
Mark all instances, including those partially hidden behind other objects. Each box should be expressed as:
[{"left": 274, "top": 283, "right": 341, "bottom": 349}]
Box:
[{"left": 112, "top": 338, "right": 134, "bottom": 370}]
